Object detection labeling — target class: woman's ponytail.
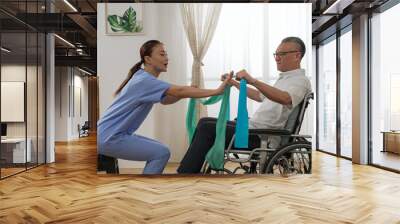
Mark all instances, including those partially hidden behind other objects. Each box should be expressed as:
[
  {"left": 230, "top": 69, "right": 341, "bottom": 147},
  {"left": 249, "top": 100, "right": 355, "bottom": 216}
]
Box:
[{"left": 114, "top": 61, "right": 143, "bottom": 96}]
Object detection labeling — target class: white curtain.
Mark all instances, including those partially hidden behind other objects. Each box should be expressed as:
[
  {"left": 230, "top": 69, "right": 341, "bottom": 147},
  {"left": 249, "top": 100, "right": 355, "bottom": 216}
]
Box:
[{"left": 180, "top": 3, "right": 222, "bottom": 119}]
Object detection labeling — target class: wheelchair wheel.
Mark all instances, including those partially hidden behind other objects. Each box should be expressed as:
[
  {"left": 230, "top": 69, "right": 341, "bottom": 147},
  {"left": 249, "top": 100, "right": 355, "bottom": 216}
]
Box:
[{"left": 262, "top": 141, "right": 311, "bottom": 176}]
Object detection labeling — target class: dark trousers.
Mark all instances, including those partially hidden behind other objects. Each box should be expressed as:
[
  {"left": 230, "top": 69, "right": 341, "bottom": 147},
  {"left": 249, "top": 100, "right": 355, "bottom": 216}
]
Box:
[{"left": 177, "top": 117, "right": 261, "bottom": 173}]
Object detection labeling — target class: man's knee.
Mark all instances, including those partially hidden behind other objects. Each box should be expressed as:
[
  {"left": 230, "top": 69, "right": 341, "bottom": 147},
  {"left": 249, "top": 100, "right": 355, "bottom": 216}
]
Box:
[
  {"left": 197, "top": 117, "right": 216, "bottom": 131},
  {"left": 198, "top": 117, "right": 211, "bottom": 126}
]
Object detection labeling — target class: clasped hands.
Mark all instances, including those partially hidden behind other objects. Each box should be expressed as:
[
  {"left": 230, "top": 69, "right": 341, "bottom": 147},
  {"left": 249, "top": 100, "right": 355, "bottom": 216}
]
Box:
[{"left": 221, "top": 69, "right": 257, "bottom": 86}]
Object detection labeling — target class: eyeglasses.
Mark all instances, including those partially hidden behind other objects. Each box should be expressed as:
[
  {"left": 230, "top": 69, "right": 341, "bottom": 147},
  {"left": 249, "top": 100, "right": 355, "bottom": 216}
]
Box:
[{"left": 273, "top": 51, "right": 299, "bottom": 58}]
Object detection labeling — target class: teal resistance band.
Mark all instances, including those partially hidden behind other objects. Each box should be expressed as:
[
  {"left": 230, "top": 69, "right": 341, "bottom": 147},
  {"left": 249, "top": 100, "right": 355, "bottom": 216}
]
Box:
[{"left": 234, "top": 79, "right": 249, "bottom": 148}]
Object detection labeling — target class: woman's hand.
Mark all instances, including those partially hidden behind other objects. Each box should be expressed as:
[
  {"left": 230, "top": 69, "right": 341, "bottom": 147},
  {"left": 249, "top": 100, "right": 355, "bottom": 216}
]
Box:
[
  {"left": 216, "top": 72, "right": 233, "bottom": 95},
  {"left": 220, "top": 71, "right": 236, "bottom": 86}
]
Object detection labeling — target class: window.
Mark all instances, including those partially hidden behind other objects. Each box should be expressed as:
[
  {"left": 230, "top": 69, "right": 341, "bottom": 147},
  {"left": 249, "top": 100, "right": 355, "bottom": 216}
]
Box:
[
  {"left": 0, "top": 1, "right": 47, "bottom": 179},
  {"left": 340, "top": 29, "right": 352, "bottom": 158},
  {"left": 371, "top": 3, "right": 400, "bottom": 171},
  {"left": 317, "top": 37, "right": 337, "bottom": 154},
  {"left": 390, "top": 74, "right": 400, "bottom": 130}
]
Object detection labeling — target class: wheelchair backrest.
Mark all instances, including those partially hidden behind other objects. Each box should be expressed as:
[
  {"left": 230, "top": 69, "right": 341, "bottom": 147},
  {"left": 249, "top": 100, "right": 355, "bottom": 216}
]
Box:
[
  {"left": 292, "top": 92, "right": 313, "bottom": 135},
  {"left": 82, "top": 121, "right": 90, "bottom": 130},
  {"left": 280, "top": 92, "right": 314, "bottom": 145},
  {"left": 283, "top": 103, "right": 301, "bottom": 134}
]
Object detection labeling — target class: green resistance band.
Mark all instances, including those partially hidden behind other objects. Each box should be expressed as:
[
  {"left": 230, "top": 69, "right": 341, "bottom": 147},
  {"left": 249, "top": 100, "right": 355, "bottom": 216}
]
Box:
[
  {"left": 186, "top": 87, "right": 231, "bottom": 170},
  {"left": 186, "top": 87, "right": 230, "bottom": 143}
]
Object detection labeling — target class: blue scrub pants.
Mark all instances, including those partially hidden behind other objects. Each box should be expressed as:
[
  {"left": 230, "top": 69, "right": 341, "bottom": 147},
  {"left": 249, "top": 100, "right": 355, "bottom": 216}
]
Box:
[{"left": 99, "top": 134, "right": 170, "bottom": 174}]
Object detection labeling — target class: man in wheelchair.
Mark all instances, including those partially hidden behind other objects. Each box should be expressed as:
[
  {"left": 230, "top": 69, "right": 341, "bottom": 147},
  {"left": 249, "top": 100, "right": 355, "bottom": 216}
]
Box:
[{"left": 177, "top": 36, "right": 312, "bottom": 174}]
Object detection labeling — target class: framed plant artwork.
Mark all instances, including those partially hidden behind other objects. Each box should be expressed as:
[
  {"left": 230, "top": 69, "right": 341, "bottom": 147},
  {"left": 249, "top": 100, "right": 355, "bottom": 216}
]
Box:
[{"left": 105, "top": 3, "right": 144, "bottom": 35}]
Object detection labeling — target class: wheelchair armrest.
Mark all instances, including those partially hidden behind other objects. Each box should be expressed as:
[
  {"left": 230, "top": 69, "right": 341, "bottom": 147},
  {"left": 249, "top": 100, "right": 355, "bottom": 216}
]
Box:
[{"left": 248, "top": 128, "right": 291, "bottom": 136}]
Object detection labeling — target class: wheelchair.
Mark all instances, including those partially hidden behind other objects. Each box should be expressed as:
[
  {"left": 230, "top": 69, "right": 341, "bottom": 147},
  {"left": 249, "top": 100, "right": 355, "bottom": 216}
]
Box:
[
  {"left": 201, "top": 92, "right": 313, "bottom": 176},
  {"left": 78, "top": 121, "right": 90, "bottom": 138}
]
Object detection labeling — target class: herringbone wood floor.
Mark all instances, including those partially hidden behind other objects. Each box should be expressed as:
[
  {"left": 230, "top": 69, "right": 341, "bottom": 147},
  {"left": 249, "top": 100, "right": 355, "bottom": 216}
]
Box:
[{"left": 1, "top": 135, "right": 400, "bottom": 223}]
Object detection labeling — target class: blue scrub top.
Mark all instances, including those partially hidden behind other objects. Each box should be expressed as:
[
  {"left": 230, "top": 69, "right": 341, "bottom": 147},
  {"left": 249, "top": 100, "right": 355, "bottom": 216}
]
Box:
[{"left": 97, "top": 69, "right": 171, "bottom": 145}]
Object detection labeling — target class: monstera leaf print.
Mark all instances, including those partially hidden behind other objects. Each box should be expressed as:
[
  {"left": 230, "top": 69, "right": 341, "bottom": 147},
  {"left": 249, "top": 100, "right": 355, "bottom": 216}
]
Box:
[{"left": 107, "top": 6, "right": 143, "bottom": 33}]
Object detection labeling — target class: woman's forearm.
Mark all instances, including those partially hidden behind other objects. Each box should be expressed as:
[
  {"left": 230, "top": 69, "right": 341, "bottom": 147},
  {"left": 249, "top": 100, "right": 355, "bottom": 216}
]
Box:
[
  {"left": 166, "top": 85, "right": 219, "bottom": 98},
  {"left": 161, "top": 95, "right": 181, "bottom": 105},
  {"left": 178, "top": 86, "right": 219, "bottom": 98}
]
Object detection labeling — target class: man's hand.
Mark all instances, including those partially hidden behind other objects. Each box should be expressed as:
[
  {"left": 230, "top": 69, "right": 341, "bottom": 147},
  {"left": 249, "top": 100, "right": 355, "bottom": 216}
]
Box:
[{"left": 236, "top": 69, "right": 257, "bottom": 84}]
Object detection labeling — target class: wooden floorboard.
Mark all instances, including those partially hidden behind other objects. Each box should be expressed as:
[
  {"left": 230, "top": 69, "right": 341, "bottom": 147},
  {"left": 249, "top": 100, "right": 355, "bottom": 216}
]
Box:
[
  {"left": 372, "top": 151, "right": 400, "bottom": 171},
  {"left": 1, "top": 135, "right": 400, "bottom": 223}
]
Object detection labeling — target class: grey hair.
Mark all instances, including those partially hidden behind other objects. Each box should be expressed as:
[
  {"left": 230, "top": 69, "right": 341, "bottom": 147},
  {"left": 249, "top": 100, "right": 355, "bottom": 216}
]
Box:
[{"left": 281, "top": 37, "right": 306, "bottom": 58}]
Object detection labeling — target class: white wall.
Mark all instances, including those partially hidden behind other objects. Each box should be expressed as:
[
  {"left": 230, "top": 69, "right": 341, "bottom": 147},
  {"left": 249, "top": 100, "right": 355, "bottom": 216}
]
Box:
[
  {"left": 74, "top": 74, "right": 89, "bottom": 135},
  {"left": 55, "top": 67, "right": 68, "bottom": 141},
  {"left": 54, "top": 67, "right": 89, "bottom": 141}
]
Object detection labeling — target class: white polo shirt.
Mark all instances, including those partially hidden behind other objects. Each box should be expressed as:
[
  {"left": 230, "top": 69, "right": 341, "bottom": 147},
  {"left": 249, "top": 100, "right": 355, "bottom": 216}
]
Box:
[{"left": 249, "top": 68, "right": 311, "bottom": 134}]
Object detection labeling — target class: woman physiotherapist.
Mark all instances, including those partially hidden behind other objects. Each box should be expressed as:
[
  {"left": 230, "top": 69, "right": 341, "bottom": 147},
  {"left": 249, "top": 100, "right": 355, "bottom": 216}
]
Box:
[{"left": 97, "top": 40, "right": 232, "bottom": 174}]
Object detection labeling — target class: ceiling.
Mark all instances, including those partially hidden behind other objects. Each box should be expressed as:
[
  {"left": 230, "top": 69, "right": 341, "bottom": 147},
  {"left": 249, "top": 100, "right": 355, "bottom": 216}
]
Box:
[
  {"left": 1, "top": 0, "right": 97, "bottom": 74},
  {"left": 0, "top": 0, "right": 395, "bottom": 75}
]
